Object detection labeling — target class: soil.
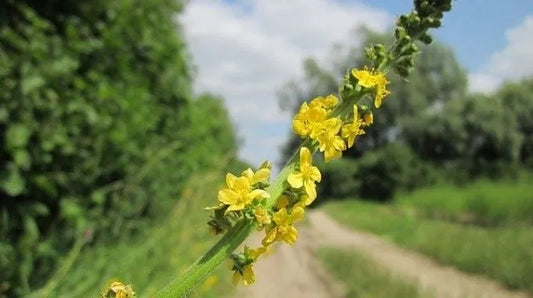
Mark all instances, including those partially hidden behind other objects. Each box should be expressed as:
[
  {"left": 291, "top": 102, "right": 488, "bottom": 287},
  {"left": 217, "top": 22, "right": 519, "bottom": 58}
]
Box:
[{"left": 235, "top": 210, "right": 530, "bottom": 298}]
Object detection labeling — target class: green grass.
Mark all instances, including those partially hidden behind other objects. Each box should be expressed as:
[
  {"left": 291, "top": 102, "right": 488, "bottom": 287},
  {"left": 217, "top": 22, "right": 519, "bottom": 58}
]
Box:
[
  {"left": 39, "top": 170, "right": 234, "bottom": 298},
  {"left": 318, "top": 248, "right": 424, "bottom": 298},
  {"left": 396, "top": 175, "right": 533, "bottom": 226},
  {"left": 323, "top": 200, "right": 533, "bottom": 293}
]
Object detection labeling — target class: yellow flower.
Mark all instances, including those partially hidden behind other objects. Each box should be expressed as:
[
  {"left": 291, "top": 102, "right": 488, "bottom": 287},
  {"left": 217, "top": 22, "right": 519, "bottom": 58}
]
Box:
[
  {"left": 351, "top": 68, "right": 390, "bottom": 108},
  {"left": 287, "top": 147, "right": 321, "bottom": 201},
  {"left": 341, "top": 105, "right": 366, "bottom": 148},
  {"left": 317, "top": 118, "right": 346, "bottom": 162},
  {"left": 309, "top": 94, "right": 339, "bottom": 110},
  {"left": 241, "top": 166, "right": 271, "bottom": 185},
  {"left": 373, "top": 73, "right": 390, "bottom": 108},
  {"left": 254, "top": 206, "right": 271, "bottom": 225},
  {"left": 262, "top": 207, "right": 304, "bottom": 246},
  {"left": 218, "top": 174, "right": 269, "bottom": 212},
  {"left": 102, "top": 281, "right": 135, "bottom": 298},
  {"left": 232, "top": 246, "right": 266, "bottom": 286},
  {"left": 351, "top": 68, "right": 376, "bottom": 88},
  {"left": 232, "top": 264, "right": 255, "bottom": 286},
  {"left": 245, "top": 245, "right": 267, "bottom": 260},
  {"left": 292, "top": 102, "right": 328, "bottom": 138}
]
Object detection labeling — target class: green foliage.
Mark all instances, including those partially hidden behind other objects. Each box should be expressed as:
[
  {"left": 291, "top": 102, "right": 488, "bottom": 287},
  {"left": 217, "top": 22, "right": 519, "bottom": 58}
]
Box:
[
  {"left": 397, "top": 174, "right": 533, "bottom": 226},
  {"left": 404, "top": 93, "right": 523, "bottom": 178},
  {"left": 40, "top": 169, "right": 234, "bottom": 298},
  {"left": 0, "top": 1, "right": 238, "bottom": 296},
  {"left": 317, "top": 158, "right": 360, "bottom": 201},
  {"left": 324, "top": 199, "right": 533, "bottom": 293},
  {"left": 318, "top": 248, "right": 423, "bottom": 298},
  {"left": 496, "top": 78, "right": 533, "bottom": 167},
  {"left": 355, "top": 142, "right": 438, "bottom": 200}
]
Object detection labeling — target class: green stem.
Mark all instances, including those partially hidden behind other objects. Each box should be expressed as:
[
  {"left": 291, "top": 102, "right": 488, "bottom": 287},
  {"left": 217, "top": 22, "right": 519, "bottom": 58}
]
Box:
[
  {"left": 157, "top": 220, "right": 252, "bottom": 298},
  {"left": 156, "top": 139, "right": 310, "bottom": 297}
]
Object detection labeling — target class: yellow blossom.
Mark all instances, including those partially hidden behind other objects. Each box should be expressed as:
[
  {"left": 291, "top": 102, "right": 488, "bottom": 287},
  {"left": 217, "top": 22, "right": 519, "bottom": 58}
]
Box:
[
  {"left": 254, "top": 206, "right": 271, "bottom": 225},
  {"left": 232, "top": 264, "right": 255, "bottom": 286},
  {"left": 352, "top": 67, "right": 377, "bottom": 88},
  {"left": 309, "top": 94, "right": 339, "bottom": 110},
  {"left": 245, "top": 245, "right": 267, "bottom": 260},
  {"left": 102, "top": 281, "right": 135, "bottom": 298},
  {"left": 341, "top": 105, "right": 366, "bottom": 148},
  {"left": 292, "top": 102, "right": 328, "bottom": 138},
  {"left": 241, "top": 166, "right": 271, "bottom": 185},
  {"left": 351, "top": 67, "right": 390, "bottom": 108},
  {"left": 287, "top": 147, "right": 321, "bottom": 200},
  {"left": 262, "top": 207, "right": 305, "bottom": 246},
  {"left": 218, "top": 173, "right": 269, "bottom": 212},
  {"left": 232, "top": 246, "right": 266, "bottom": 286},
  {"left": 317, "top": 118, "right": 346, "bottom": 162},
  {"left": 373, "top": 73, "right": 390, "bottom": 108}
]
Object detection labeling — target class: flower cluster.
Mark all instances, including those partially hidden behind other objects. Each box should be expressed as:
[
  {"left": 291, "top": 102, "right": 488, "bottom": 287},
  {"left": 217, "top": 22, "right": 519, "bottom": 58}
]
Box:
[
  {"left": 207, "top": 162, "right": 272, "bottom": 235},
  {"left": 206, "top": 162, "right": 274, "bottom": 285},
  {"left": 351, "top": 68, "right": 391, "bottom": 108},
  {"left": 292, "top": 69, "right": 387, "bottom": 162},
  {"left": 209, "top": 68, "right": 389, "bottom": 287}
]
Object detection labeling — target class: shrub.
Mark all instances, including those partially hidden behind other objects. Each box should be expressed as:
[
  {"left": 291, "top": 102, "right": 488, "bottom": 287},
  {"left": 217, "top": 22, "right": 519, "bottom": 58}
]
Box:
[{"left": 0, "top": 1, "right": 237, "bottom": 295}]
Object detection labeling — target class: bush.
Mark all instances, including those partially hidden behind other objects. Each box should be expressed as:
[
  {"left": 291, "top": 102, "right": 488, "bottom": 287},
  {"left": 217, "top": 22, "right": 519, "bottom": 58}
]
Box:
[
  {"left": 0, "top": 2, "right": 238, "bottom": 296},
  {"left": 317, "top": 158, "right": 360, "bottom": 202},
  {"left": 356, "top": 142, "right": 438, "bottom": 200}
]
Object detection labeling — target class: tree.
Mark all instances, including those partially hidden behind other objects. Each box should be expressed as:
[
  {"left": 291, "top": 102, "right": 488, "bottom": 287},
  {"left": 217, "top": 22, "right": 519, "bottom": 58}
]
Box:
[{"left": 0, "top": 1, "right": 238, "bottom": 295}]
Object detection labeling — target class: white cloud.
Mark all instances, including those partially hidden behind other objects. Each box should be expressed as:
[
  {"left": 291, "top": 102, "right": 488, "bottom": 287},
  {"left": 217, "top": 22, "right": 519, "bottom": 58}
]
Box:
[
  {"left": 469, "top": 15, "right": 533, "bottom": 93},
  {"left": 181, "top": 0, "right": 390, "bottom": 167}
]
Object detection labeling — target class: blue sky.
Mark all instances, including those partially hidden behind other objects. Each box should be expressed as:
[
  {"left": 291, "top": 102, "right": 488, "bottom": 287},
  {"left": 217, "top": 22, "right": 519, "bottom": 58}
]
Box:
[
  {"left": 181, "top": 0, "right": 533, "bottom": 170},
  {"left": 359, "top": 0, "right": 533, "bottom": 71}
]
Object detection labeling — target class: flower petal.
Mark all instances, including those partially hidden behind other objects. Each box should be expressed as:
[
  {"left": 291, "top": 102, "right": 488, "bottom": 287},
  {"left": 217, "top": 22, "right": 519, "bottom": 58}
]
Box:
[
  {"left": 249, "top": 189, "right": 270, "bottom": 201},
  {"left": 243, "top": 265, "right": 255, "bottom": 285},
  {"left": 232, "top": 271, "right": 241, "bottom": 286},
  {"left": 251, "top": 168, "right": 270, "bottom": 185},
  {"left": 287, "top": 172, "right": 304, "bottom": 188},
  {"left": 262, "top": 228, "right": 278, "bottom": 246},
  {"left": 241, "top": 168, "right": 254, "bottom": 180},
  {"left": 300, "top": 147, "right": 311, "bottom": 165},
  {"left": 282, "top": 226, "right": 298, "bottom": 244},
  {"left": 226, "top": 173, "right": 237, "bottom": 188},
  {"left": 310, "top": 167, "right": 321, "bottom": 182},
  {"left": 290, "top": 207, "right": 305, "bottom": 223},
  {"left": 218, "top": 189, "right": 238, "bottom": 205},
  {"left": 304, "top": 180, "right": 317, "bottom": 200},
  {"left": 226, "top": 202, "right": 245, "bottom": 212},
  {"left": 273, "top": 208, "right": 288, "bottom": 225}
]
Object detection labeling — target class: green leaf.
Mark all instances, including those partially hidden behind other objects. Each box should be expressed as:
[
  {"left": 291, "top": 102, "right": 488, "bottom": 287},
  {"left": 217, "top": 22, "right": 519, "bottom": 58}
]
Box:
[
  {"left": 21, "top": 75, "right": 45, "bottom": 95},
  {"left": 14, "top": 149, "right": 31, "bottom": 170},
  {"left": 1, "top": 166, "right": 25, "bottom": 196},
  {"left": 6, "top": 124, "right": 31, "bottom": 149}
]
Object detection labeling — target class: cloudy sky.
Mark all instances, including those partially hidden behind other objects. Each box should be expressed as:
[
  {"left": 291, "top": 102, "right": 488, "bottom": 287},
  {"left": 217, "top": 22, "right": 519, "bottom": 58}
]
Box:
[{"left": 180, "top": 0, "right": 533, "bottom": 169}]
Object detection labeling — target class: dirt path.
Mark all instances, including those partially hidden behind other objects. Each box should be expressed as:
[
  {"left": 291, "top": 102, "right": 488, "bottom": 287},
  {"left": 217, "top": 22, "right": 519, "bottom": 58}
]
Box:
[{"left": 236, "top": 210, "right": 530, "bottom": 298}]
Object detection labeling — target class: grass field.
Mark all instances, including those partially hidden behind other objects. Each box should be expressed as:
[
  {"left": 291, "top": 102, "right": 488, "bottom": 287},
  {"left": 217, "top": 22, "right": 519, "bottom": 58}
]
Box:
[
  {"left": 318, "top": 248, "right": 423, "bottom": 298},
  {"left": 396, "top": 176, "right": 533, "bottom": 226},
  {"left": 35, "top": 170, "right": 234, "bottom": 297},
  {"left": 323, "top": 198, "right": 533, "bottom": 293}
]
